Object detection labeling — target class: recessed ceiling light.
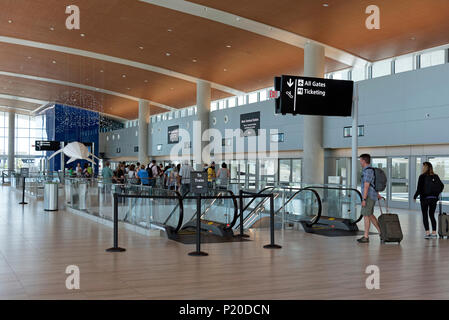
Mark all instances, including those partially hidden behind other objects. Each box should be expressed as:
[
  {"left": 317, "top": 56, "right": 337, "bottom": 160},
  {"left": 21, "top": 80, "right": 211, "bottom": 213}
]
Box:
[
  {"left": 226, "top": 45, "right": 232, "bottom": 48},
  {"left": 122, "top": 74, "right": 126, "bottom": 78},
  {"left": 8, "top": 20, "right": 12, "bottom": 24},
  {"left": 236, "top": 17, "right": 241, "bottom": 21},
  {"left": 170, "top": 88, "right": 174, "bottom": 90},
  {"left": 323, "top": 3, "right": 329, "bottom": 7},
  {"left": 192, "top": 58, "right": 197, "bottom": 63},
  {"left": 410, "top": 37, "right": 416, "bottom": 41},
  {"left": 50, "top": 26, "right": 55, "bottom": 31},
  {"left": 139, "top": 46, "right": 144, "bottom": 50},
  {"left": 126, "top": 88, "right": 131, "bottom": 90},
  {"left": 100, "top": 70, "right": 104, "bottom": 73},
  {"left": 166, "top": 52, "right": 171, "bottom": 56},
  {"left": 223, "top": 68, "right": 227, "bottom": 72},
  {"left": 52, "top": 60, "right": 56, "bottom": 64},
  {"left": 95, "top": 88, "right": 100, "bottom": 91},
  {"left": 80, "top": 33, "right": 85, "bottom": 37},
  {"left": 27, "top": 56, "right": 32, "bottom": 59},
  {"left": 167, "top": 29, "right": 172, "bottom": 32},
  {"left": 144, "top": 80, "right": 148, "bottom": 83}
]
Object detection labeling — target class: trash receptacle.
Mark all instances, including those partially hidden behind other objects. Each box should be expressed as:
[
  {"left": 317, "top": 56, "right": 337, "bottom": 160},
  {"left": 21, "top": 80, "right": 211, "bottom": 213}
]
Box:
[{"left": 44, "top": 182, "right": 59, "bottom": 211}]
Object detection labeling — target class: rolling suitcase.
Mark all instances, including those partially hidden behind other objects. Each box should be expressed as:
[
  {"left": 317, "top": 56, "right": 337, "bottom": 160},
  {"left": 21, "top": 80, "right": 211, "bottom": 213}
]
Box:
[
  {"left": 438, "top": 199, "right": 449, "bottom": 239},
  {"left": 378, "top": 198, "right": 403, "bottom": 244}
]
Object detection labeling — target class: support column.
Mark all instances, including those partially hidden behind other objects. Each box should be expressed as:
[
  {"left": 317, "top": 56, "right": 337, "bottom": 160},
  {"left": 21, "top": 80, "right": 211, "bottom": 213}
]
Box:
[
  {"left": 351, "top": 84, "right": 359, "bottom": 189},
  {"left": 194, "top": 80, "right": 211, "bottom": 169},
  {"left": 138, "top": 100, "right": 150, "bottom": 165},
  {"left": 7, "top": 111, "right": 15, "bottom": 171},
  {"left": 302, "top": 42, "right": 325, "bottom": 185}
]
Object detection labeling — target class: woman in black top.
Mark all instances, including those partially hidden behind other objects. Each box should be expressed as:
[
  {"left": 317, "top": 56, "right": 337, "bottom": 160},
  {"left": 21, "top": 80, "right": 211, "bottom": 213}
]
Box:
[{"left": 413, "top": 162, "right": 444, "bottom": 239}]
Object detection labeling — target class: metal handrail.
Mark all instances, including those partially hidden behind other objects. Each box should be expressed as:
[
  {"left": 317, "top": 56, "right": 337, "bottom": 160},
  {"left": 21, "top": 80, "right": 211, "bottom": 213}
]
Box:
[{"left": 304, "top": 185, "right": 364, "bottom": 224}]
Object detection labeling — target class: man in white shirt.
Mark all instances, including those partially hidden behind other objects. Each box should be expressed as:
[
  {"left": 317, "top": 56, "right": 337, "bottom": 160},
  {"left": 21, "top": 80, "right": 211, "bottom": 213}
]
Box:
[{"left": 178, "top": 161, "right": 193, "bottom": 196}]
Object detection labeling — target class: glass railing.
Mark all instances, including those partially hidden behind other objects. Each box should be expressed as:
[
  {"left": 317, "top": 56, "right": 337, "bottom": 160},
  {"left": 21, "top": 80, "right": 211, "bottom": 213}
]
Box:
[
  {"left": 64, "top": 178, "right": 184, "bottom": 232},
  {"left": 302, "top": 185, "right": 363, "bottom": 223}
]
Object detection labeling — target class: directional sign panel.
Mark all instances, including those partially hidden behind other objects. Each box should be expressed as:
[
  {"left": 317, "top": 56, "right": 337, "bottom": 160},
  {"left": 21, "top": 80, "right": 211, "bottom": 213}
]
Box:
[
  {"left": 275, "top": 75, "right": 354, "bottom": 117},
  {"left": 35, "top": 140, "right": 60, "bottom": 151}
]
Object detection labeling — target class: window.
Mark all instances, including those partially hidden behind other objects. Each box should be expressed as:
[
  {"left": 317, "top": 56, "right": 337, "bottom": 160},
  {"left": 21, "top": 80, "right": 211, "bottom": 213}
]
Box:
[
  {"left": 248, "top": 92, "right": 258, "bottom": 104},
  {"left": 394, "top": 56, "right": 414, "bottom": 74},
  {"left": 343, "top": 126, "right": 365, "bottom": 138},
  {"left": 270, "top": 133, "right": 284, "bottom": 142},
  {"left": 420, "top": 50, "right": 445, "bottom": 68},
  {"left": 259, "top": 90, "right": 267, "bottom": 101},
  {"left": 351, "top": 66, "right": 365, "bottom": 82},
  {"left": 332, "top": 70, "right": 349, "bottom": 80},
  {"left": 372, "top": 60, "right": 391, "bottom": 78},
  {"left": 237, "top": 95, "right": 245, "bottom": 106},
  {"left": 156, "top": 144, "right": 162, "bottom": 151},
  {"left": 218, "top": 100, "right": 226, "bottom": 110},
  {"left": 181, "top": 109, "right": 186, "bottom": 117},
  {"left": 228, "top": 97, "right": 236, "bottom": 108},
  {"left": 211, "top": 102, "right": 218, "bottom": 111}
]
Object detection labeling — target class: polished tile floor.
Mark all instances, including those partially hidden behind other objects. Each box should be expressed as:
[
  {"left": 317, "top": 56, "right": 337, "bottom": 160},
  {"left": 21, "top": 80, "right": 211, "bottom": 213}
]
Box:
[{"left": 1, "top": 185, "right": 449, "bottom": 300}]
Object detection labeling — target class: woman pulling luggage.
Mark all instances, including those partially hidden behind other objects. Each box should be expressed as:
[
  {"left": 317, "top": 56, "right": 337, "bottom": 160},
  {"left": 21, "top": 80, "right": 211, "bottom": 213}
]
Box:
[{"left": 414, "top": 162, "right": 444, "bottom": 239}]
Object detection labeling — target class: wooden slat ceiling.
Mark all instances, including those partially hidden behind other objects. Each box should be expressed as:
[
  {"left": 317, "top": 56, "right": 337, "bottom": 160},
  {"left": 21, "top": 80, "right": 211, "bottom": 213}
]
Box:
[
  {"left": 0, "top": 0, "right": 349, "bottom": 119},
  {"left": 0, "top": 98, "right": 40, "bottom": 111},
  {"left": 188, "top": 0, "right": 449, "bottom": 62}
]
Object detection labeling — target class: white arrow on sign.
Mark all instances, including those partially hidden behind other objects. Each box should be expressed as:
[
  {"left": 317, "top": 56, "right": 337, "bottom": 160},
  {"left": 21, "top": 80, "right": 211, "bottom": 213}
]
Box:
[{"left": 287, "top": 79, "right": 294, "bottom": 87}]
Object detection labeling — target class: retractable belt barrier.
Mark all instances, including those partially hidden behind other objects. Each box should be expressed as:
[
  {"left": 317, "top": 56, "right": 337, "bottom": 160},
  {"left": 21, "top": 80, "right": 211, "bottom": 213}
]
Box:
[{"left": 106, "top": 192, "right": 282, "bottom": 255}]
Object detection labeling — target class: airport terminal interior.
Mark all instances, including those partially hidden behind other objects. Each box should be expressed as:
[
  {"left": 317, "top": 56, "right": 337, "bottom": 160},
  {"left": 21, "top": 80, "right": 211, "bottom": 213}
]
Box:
[{"left": 1, "top": 0, "right": 449, "bottom": 301}]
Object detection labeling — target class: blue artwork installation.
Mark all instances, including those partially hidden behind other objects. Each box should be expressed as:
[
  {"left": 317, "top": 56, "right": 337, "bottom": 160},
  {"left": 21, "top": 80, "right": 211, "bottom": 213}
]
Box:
[{"left": 44, "top": 104, "right": 100, "bottom": 174}]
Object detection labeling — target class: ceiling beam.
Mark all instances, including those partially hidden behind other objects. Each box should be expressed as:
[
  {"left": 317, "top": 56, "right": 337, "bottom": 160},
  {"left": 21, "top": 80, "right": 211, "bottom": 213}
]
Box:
[
  {"left": 0, "top": 35, "right": 244, "bottom": 96},
  {"left": 140, "top": 0, "right": 368, "bottom": 67}
]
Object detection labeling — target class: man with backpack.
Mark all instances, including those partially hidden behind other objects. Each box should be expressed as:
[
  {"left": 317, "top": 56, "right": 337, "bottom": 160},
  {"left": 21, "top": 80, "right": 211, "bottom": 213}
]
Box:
[
  {"left": 147, "top": 160, "right": 159, "bottom": 187},
  {"left": 357, "top": 154, "right": 383, "bottom": 243}
]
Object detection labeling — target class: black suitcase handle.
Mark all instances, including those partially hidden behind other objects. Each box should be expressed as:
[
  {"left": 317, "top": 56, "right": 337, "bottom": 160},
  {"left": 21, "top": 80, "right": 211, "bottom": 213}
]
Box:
[{"left": 378, "top": 197, "right": 388, "bottom": 215}]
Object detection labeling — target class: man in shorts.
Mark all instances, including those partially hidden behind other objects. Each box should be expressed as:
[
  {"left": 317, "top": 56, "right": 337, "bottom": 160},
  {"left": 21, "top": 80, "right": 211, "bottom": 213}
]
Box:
[{"left": 357, "top": 154, "right": 382, "bottom": 243}]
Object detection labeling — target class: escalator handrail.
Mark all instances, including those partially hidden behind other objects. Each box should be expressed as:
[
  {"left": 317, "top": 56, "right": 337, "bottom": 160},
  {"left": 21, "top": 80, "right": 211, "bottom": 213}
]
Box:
[
  {"left": 241, "top": 186, "right": 276, "bottom": 212},
  {"left": 117, "top": 185, "right": 185, "bottom": 233},
  {"left": 303, "top": 185, "right": 363, "bottom": 224},
  {"left": 274, "top": 188, "right": 322, "bottom": 226},
  {"left": 181, "top": 189, "right": 239, "bottom": 230}
]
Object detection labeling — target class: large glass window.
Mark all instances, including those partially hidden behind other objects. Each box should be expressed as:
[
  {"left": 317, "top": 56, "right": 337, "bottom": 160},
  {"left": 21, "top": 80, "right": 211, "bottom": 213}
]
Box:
[
  {"left": 248, "top": 92, "right": 258, "bottom": 104},
  {"left": 420, "top": 50, "right": 446, "bottom": 68},
  {"left": 391, "top": 157, "right": 409, "bottom": 202},
  {"left": 333, "top": 70, "right": 350, "bottom": 80},
  {"left": 351, "top": 66, "right": 365, "bottom": 82},
  {"left": 292, "top": 159, "right": 302, "bottom": 183},
  {"left": 395, "top": 56, "right": 414, "bottom": 74},
  {"left": 429, "top": 157, "right": 449, "bottom": 180},
  {"left": 372, "top": 60, "right": 392, "bottom": 78},
  {"left": 279, "top": 159, "right": 291, "bottom": 183}
]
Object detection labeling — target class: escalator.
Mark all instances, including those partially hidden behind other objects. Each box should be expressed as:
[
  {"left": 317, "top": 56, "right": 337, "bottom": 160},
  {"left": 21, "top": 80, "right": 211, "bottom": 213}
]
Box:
[
  {"left": 234, "top": 187, "right": 322, "bottom": 231},
  {"left": 301, "top": 186, "right": 363, "bottom": 233},
  {"left": 169, "top": 189, "right": 238, "bottom": 239}
]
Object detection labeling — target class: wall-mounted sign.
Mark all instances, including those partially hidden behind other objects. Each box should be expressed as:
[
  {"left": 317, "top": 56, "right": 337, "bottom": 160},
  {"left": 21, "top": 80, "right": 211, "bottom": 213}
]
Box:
[
  {"left": 275, "top": 75, "right": 354, "bottom": 117},
  {"left": 240, "top": 111, "right": 260, "bottom": 137},
  {"left": 21, "top": 159, "right": 35, "bottom": 164},
  {"left": 134, "top": 146, "right": 139, "bottom": 153},
  {"left": 168, "top": 125, "right": 179, "bottom": 144},
  {"left": 190, "top": 171, "right": 208, "bottom": 194},
  {"left": 35, "top": 140, "right": 60, "bottom": 151},
  {"left": 116, "top": 147, "right": 121, "bottom": 154}
]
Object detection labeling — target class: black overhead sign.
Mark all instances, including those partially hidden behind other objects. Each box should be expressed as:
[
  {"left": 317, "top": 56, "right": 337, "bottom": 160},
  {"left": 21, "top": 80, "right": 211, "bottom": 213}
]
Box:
[
  {"left": 167, "top": 125, "right": 179, "bottom": 144},
  {"left": 190, "top": 171, "right": 208, "bottom": 194},
  {"left": 35, "top": 140, "right": 60, "bottom": 151},
  {"left": 275, "top": 75, "right": 354, "bottom": 117},
  {"left": 20, "top": 168, "right": 29, "bottom": 178},
  {"left": 240, "top": 111, "right": 260, "bottom": 137}
]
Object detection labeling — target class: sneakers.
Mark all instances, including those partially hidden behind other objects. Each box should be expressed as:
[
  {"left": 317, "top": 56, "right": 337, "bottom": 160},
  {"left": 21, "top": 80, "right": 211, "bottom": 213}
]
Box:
[
  {"left": 425, "top": 234, "right": 431, "bottom": 239},
  {"left": 430, "top": 234, "right": 438, "bottom": 239},
  {"left": 357, "top": 236, "right": 370, "bottom": 243}
]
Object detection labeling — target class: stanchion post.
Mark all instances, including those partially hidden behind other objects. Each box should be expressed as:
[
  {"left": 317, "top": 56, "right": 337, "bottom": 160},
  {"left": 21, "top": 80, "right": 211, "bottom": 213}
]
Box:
[
  {"left": 106, "top": 193, "right": 126, "bottom": 252},
  {"left": 188, "top": 195, "right": 208, "bottom": 256},
  {"left": 236, "top": 189, "right": 250, "bottom": 238},
  {"left": 19, "top": 176, "right": 27, "bottom": 205},
  {"left": 264, "top": 194, "right": 282, "bottom": 249}
]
